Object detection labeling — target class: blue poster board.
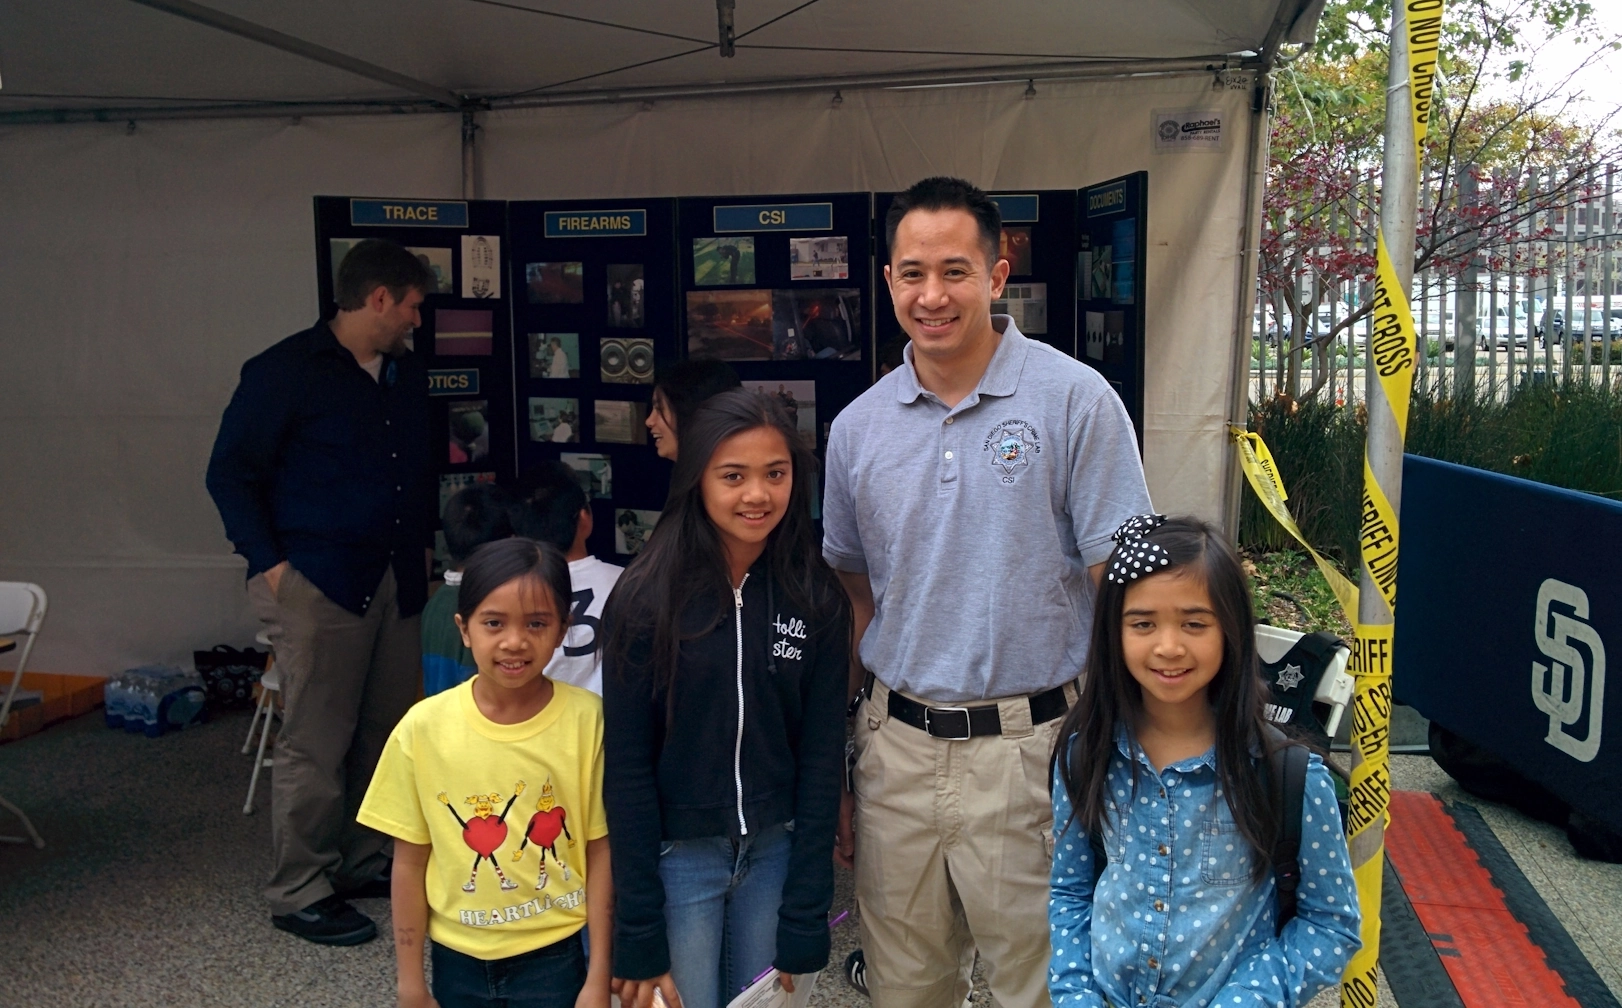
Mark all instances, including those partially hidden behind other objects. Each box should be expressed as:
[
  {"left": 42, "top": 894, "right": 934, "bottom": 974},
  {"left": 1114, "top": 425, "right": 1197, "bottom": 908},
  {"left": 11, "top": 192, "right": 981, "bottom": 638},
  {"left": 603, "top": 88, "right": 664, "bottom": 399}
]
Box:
[{"left": 1394, "top": 455, "right": 1622, "bottom": 828}]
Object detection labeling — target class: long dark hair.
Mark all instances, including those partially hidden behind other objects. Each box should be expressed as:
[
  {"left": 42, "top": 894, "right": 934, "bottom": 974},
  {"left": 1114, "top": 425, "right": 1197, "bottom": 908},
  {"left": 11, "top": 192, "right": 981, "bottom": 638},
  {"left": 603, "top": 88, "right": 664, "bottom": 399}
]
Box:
[
  {"left": 603, "top": 388, "right": 846, "bottom": 704},
  {"left": 1053, "top": 516, "right": 1277, "bottom": 880}
]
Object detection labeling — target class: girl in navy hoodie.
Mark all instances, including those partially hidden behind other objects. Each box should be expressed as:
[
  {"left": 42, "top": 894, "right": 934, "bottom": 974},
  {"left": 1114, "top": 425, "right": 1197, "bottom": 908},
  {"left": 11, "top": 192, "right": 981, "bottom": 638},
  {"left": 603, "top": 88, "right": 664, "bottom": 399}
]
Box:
[{"left": 602, "top": 389, "right": 849, "bottom": 1008}]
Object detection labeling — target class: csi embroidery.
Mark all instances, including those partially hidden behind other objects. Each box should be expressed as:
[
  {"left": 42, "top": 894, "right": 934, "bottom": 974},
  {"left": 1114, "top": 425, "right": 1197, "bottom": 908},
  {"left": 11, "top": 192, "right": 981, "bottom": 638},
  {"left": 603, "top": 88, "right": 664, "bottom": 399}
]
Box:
[{"left": 983, "top": 419, "right": 1041, "bottom": 484}]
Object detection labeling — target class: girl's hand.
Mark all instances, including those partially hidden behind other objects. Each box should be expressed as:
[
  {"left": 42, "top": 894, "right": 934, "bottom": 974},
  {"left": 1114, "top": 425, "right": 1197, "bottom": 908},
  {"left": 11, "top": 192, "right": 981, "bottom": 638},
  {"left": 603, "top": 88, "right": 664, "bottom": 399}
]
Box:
[
  {"left": 618, "top": 973, "right": 683, "bottom": 1008},
  {"left": 575, "top": 977, "right": 610, "bottom": 1008},
  {"left": 398, "top": 982, "right": 439, "bottom": 1008},
  {"left": 778, "top": 972, "right": 796, "bottom": 994}
]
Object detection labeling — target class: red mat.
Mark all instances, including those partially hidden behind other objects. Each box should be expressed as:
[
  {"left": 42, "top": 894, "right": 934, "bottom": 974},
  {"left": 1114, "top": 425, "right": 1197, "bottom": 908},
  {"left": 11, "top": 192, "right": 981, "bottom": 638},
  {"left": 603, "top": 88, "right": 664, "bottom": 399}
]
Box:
[{"left": 1386, "top": 790, "right": 1578, "bottom": 1007}]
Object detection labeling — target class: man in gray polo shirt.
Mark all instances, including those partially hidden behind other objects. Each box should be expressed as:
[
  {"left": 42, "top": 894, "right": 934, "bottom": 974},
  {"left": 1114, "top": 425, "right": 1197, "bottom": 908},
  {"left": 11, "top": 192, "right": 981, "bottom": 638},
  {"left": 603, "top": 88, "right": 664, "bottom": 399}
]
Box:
[{"left": 824, "top": 177, "right": 1150, "bottom": 1008}]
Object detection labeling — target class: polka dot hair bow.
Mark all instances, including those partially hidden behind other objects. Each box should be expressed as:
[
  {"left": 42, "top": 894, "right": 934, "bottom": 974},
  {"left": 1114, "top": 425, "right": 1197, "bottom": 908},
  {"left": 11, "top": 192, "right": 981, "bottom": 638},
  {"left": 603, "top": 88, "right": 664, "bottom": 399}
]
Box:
[{"left": 1107, "top": 513, "right": 1171, "bottom": 584}]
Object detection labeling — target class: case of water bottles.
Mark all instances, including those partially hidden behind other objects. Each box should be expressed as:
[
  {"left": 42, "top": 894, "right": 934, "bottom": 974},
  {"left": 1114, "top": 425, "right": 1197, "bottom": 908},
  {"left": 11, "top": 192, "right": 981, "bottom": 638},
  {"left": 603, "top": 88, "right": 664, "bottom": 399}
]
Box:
[{"left": 103, "top": 664, "right": 208, "bottom": 737}]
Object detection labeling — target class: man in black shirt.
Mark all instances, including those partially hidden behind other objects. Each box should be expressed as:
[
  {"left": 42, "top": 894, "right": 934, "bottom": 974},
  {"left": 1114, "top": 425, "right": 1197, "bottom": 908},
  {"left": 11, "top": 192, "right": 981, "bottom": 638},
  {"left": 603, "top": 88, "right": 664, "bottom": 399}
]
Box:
[{"left": 207, "top": 239, "right": 435, "bottom": 945}]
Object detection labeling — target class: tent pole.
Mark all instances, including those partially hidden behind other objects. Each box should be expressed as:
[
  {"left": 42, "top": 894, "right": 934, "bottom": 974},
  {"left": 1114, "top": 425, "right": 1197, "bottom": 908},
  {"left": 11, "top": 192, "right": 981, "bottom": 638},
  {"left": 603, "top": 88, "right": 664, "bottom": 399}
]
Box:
[
  {"left": 1223, "top": 72, "right": 1273, "bottom": 540},
  {"left": 1367, "top": 3, "right": 1416, "bottom": 628},
  {"left": 462, "top": 111, "right": 479, "bottom": 200},
  {"left": 122, "top": 0, "right": 464, "bottom": 109}
]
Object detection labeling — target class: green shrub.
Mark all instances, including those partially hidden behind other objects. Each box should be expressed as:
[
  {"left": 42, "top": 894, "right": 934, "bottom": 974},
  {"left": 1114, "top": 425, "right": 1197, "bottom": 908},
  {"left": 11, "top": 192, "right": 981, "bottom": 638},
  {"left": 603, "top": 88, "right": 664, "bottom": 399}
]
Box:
[{"left": 1241, "top": 379, "right": 1622, "bottom": 565}]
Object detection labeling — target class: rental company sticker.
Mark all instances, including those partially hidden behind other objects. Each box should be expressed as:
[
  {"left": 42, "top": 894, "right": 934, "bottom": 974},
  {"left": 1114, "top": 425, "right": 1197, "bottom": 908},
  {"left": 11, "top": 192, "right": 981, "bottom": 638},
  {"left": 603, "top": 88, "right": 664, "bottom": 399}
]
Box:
[{"left": 1151, "top": 108, "right": 1225, "bottom": 153}]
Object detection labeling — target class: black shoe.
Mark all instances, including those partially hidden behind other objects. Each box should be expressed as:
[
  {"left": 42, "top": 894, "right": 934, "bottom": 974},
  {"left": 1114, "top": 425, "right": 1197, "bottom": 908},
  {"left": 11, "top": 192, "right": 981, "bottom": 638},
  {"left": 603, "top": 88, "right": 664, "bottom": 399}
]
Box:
[
  {"left": 337, "top": 859, "right": 393, "bottom": 900},
  {"left": 271, "top": 894, "right": 378, "bottom": 946},
  {"left": 845, "top": 948, "right": 869, "bottom": 997}
]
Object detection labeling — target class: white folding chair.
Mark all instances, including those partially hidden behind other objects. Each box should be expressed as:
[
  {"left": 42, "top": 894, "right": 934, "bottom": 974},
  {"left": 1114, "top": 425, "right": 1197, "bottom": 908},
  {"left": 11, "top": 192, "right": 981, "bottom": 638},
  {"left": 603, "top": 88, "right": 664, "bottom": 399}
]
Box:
[
  {"left": 243, "top": 629, "right": 280, "bottom": 815},
  {"left": 0, "top": 582, "right": 48, "bottom": 848}
]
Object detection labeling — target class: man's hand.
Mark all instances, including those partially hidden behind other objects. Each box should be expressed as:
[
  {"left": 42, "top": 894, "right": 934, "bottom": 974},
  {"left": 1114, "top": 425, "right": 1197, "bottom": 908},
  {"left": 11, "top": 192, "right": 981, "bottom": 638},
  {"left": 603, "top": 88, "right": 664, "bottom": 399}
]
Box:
[
  {"left": 618, "top": 974, "right": 682, "bottom": 1008},
  {"left": 835, "top": 789, "right": 855, "bottom": 869},
  {"left": 263, "top": 560, "right": 291, "bottom": 597}
]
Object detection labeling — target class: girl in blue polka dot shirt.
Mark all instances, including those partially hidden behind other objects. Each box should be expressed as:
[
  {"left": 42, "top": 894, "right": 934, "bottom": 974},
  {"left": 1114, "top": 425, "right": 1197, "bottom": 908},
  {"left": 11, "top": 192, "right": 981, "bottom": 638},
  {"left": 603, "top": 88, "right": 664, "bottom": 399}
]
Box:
[{"left": 1048, "top": 516, "right": 1360, "bottom": 1007}]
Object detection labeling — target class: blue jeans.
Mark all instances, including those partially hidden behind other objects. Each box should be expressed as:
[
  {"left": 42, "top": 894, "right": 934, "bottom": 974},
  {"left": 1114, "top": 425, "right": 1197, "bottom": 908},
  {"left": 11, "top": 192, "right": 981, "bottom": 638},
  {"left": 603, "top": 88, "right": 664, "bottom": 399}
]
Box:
[
  {"left": 658, "top": 822, "right": 793, "bottom": 1008},
  {"left": 430, "top": 930, "right": 586, "bottom": 1008}
]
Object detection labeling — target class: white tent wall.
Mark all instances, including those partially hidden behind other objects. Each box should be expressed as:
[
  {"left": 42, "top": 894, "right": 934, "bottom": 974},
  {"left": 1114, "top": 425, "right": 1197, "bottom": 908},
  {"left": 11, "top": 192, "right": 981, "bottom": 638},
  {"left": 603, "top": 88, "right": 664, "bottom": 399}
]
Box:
[
  {"left": 0, "top": 73, "right": 1252, "bottom": 676},
  {"left": 0, "top": 115, "right": 460, "bottom": 674}
]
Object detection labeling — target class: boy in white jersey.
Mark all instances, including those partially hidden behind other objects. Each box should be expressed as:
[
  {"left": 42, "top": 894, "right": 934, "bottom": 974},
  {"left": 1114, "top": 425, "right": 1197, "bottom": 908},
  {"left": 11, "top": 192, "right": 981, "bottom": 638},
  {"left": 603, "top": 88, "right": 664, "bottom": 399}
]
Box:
[{"left": 517, "top": 462, "right": 622, "bottom": 695}]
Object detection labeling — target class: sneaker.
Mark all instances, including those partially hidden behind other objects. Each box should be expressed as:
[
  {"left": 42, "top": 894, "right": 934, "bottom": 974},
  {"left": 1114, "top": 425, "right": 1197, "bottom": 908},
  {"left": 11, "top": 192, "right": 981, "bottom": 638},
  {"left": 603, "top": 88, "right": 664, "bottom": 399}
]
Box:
[
  {"left": 338, "top": 860, "right": 392, "bottom": 900},
  {"left": 271, "top": 894, "right": 378, "bottom": 946},
  {"left": 845, "top": 948, "right": 869, "bottom": 997}
]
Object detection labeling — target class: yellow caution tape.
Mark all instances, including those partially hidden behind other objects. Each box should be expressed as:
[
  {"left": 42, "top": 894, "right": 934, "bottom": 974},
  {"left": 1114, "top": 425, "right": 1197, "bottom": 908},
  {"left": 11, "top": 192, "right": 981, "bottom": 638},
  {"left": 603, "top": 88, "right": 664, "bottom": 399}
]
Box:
[
  {"left": 1340, "top": 2, "right": 1434, "bottom": 996},
  {"left": 1228, "top": 425, "right": 1360, "bottom": 622}
]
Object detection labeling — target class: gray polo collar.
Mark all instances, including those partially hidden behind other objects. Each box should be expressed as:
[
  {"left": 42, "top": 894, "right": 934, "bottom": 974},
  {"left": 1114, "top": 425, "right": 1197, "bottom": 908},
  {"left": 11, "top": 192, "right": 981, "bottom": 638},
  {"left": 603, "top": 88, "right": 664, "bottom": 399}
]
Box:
[{"left": 895, "top": 315, "right": 1027, "bottom": 405}]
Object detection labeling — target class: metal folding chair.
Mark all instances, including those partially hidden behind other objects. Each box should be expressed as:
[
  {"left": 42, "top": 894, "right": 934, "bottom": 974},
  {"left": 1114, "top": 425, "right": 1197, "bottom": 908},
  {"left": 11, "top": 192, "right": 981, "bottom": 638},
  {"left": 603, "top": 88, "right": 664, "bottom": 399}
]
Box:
[
  {"left": 0, "top": 582, "right": 48, "bottom": 848},
  {"left": 242, "top": 629, "right": 280, "bottom": 814}
]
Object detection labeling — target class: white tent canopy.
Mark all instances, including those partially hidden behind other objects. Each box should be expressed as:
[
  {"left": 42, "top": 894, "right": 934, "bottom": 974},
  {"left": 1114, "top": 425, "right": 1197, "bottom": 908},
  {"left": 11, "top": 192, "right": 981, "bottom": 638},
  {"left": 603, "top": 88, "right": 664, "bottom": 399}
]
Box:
[
  {"left": 3, "top": 0, "right": 1320, "bottom": 119},
  {"left": 0, "top": 0, "right": 1319, "bottom": 674}
]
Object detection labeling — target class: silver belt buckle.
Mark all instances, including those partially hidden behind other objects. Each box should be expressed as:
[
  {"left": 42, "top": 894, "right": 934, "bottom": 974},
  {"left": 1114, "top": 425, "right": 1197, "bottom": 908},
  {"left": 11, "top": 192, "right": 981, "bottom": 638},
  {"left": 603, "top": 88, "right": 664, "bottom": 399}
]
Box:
[{"left": 924, "top": 705, "right": 973, "bottom": 740}]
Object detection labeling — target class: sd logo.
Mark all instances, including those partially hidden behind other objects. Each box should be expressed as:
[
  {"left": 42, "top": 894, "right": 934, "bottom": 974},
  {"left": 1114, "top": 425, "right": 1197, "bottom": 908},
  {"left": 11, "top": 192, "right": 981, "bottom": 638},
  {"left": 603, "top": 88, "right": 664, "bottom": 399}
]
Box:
[{"left": 1532, "top": 578, "right": 1607, "bottom": 762}]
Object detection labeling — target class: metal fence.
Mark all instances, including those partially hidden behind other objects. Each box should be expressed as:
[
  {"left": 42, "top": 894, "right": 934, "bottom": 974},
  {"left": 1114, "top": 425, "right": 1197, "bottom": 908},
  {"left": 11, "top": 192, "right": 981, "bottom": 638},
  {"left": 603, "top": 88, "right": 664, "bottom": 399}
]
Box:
[{"left": 1251, "top": 164, "right": 1621, "bottom": 406}]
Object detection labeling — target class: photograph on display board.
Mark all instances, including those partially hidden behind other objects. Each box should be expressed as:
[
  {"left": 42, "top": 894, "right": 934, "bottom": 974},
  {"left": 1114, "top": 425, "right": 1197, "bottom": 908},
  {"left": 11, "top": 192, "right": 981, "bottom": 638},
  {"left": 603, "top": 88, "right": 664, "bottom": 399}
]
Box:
[
  {"left": 615, "top": 508, "right": 661, "bottom": 556},
  {"left": 742, "top": 381, "right": 816, "bottom": 451},
  {"left": 607, "top": 265, "right": 645, "bottom": 328},
  {"left": 595, "top": 400, "right": 649, "bottom": 444},
  {"left": 528, "top": 397, "right": 580, "bottom": 443},
  {"left": 789, "top": 236, "right": 849, "bottom": 280},
  {"left": 528, "top": 332, "right": 580, "bottom": 379},
  {"left": 686, "top": 289, "right": 774, "bottom": 360},
  {"left": 448, "top": 400, "right": 491, "bottom": 464},
  {"left": 1111, "top": 218, "right": 1137, "bottom": 305},
  {"left": 560, "top": 452, "right": 613, "bottom": 500},
  {"left": 439, "top": 471, "right": 496, "bottom": 513},
  {"left": 435, "top": 309, "right": 493, "bottom": 356},
  {"left": 461, "top": 235, "right": 501, "bottom": 299},
  {"left": 526, "top": 261, "right": 584, "bottom": 304},
  {"left": 406, "top": 247, "right": 454, "bottom": 294},
  {"left": 328, "top": 238, "right": 362, "bottom": 291},
  {"left": 991, "top": 282, "right": 1048, "bottom": 334},
  {"left": 999, "top": 227, "right": 1033, "bottom": 276},
  {"left": 693, "top": 237, "right": 756, "bottom": 286},
  {"left": 600, "top": 337, "right": 655, "bottom": 384},
  {"left": 771, "top": 288, "right": 861, "bottom": 360},
  {"left": 1091, "top": 246, "right": 1113, "bottom": 300}
]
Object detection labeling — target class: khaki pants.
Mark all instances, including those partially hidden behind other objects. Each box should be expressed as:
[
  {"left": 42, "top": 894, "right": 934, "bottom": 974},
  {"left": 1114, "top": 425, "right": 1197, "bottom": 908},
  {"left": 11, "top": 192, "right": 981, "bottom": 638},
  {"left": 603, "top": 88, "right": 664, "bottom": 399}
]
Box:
[
  {"left": 853, "top": 678, "right": 1072, "bottom": 1008},
  {"left": 249, "top": 565, "right": 421, "bottom": 914}
]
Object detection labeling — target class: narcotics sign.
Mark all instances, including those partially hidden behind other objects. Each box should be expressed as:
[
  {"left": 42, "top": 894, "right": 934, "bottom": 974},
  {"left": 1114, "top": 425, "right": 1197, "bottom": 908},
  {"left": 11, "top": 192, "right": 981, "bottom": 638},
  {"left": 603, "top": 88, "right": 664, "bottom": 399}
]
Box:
[{"left": 428, "top": 369, "right": 481, "bottom": 396}]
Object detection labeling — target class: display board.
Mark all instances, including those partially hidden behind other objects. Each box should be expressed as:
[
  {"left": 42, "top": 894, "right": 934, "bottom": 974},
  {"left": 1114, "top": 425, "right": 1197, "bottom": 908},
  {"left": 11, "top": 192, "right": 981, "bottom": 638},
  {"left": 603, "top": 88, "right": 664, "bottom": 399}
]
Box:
[
  {"left": 506, "top": 199, "right": 680, "bottom": 561},
  {"left": 1077, "top": 172, "right": 1149, "bottom": 446},
  {"left": 313, "top": 196, "right": 515, "bottom": 574},
  {"left": 315, "top": 185, "right": 1145, "bottom": 564},
  {"left": 676, "top": 192, "right": 874, "bottom": 511}
]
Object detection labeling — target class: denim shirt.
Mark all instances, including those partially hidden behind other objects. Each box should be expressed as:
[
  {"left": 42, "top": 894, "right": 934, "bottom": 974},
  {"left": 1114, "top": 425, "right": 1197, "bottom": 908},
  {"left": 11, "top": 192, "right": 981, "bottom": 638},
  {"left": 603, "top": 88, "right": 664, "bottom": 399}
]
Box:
[{"left": 1048, "top": 729, "right": 1361, "bottom": 1008}]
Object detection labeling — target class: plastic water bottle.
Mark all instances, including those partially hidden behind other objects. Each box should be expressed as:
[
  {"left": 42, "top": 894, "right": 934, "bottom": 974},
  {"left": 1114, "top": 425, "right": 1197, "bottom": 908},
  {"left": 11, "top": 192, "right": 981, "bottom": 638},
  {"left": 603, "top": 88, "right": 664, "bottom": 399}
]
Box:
[{"left": 103, "top": 672, "right": 130, "bottom": 729}]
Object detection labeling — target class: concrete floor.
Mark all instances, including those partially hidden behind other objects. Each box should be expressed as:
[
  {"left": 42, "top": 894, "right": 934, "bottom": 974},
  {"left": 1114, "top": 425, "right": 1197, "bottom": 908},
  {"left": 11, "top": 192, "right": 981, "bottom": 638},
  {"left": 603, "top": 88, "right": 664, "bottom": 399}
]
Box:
[{"left": 0, "top": 712, "right": 1609, "bottom": 1007}]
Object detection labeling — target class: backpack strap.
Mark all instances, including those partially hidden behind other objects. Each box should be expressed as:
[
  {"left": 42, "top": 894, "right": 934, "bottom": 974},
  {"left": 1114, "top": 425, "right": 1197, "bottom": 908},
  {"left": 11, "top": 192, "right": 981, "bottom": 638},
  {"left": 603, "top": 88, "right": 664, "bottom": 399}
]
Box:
[{"left": 1264, "top": 728, "right": 1311, "bottom": 935}]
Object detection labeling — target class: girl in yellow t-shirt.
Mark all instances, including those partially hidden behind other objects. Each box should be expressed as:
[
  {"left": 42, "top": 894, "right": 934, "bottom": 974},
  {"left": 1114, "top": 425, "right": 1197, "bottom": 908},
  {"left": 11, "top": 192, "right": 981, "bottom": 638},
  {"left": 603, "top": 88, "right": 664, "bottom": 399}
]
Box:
[{"left": 360, "top": 537, "right": 612, "bottom": 1008}]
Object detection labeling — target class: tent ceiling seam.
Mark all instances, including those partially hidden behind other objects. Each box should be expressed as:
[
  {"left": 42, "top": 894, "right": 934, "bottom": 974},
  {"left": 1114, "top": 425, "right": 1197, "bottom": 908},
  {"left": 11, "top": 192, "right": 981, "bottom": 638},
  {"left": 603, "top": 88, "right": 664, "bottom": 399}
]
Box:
[
  {"left": 123, "top": 0, "right": 467, "bottom": 108},
  {"left": 0, "top": 56, "right": 1253, "bottom": 126}
]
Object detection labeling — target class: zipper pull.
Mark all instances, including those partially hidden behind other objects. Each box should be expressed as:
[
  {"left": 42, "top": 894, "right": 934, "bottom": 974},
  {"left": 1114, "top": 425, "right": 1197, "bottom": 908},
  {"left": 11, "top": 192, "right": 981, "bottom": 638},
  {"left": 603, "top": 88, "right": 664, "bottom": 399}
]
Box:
[{"left": 734, "top": 587, "right": 744, "bottom": 608}]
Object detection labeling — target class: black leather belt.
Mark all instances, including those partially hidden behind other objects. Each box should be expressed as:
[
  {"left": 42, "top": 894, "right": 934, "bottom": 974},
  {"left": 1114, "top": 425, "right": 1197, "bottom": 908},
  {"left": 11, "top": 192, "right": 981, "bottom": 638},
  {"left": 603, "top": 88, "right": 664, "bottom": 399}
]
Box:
[{"left": 865, "top": 673, "right": 1072, "bottom": 740}]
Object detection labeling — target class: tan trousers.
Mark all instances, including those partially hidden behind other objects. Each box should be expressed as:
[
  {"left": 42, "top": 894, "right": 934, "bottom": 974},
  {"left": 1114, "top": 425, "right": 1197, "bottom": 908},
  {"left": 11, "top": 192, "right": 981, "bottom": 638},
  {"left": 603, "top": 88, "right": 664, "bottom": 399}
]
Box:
[
  {"left": 853, "top": 678, "right": 1072, "bottom": 1008},
  {"left": 248, "top": 565, "right": 421, "bottom": 914}
]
